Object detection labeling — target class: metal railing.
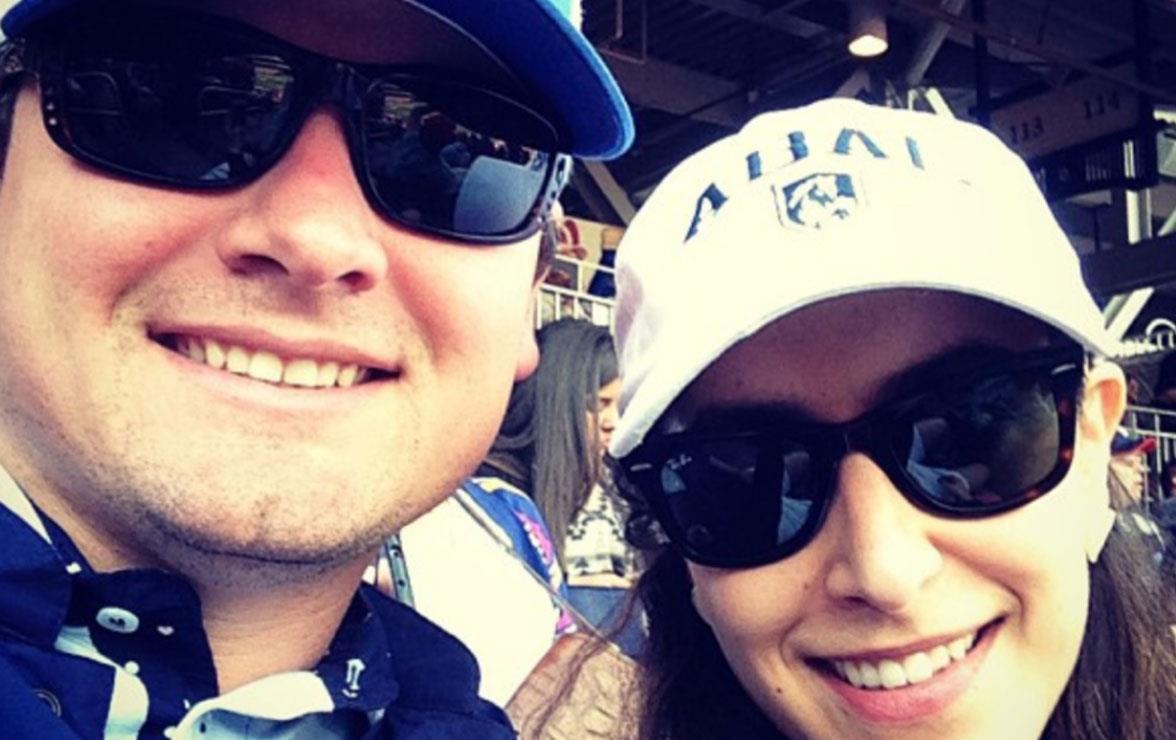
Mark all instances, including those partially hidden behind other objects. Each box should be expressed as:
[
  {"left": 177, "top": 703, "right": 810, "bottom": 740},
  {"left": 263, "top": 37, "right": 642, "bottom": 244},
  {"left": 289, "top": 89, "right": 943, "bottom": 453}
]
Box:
[
  {"left": 1121, "top": 405, "right": 1176, "bottom": 509},
  {"left": 536, "top": 255, "right": 616, "bottom": 329}
]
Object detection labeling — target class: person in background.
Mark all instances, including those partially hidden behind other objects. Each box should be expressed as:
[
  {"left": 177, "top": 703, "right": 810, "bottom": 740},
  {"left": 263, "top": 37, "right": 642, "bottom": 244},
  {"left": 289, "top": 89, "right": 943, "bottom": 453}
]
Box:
[
  {"left": 608, "top": 99, "right": 1176, "bottom": 739},
  {"left": 1109, "top": 431, "right": 1157, "bottom": 506},
  {"left": 0, "top": 0, "right": 633, "bottom": 736},
  {"left": 1108, "top": 432, "right": 1166, "bottom": 567},
  {"left": 527, "top": 319, "right": 644, "bottom": 654}
]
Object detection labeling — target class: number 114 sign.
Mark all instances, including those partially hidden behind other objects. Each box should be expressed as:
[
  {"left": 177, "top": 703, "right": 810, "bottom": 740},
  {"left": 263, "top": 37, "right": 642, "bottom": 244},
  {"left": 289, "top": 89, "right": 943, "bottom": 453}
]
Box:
[{"left": 990, "top": 67, "right": 1143, "bottom": 160}]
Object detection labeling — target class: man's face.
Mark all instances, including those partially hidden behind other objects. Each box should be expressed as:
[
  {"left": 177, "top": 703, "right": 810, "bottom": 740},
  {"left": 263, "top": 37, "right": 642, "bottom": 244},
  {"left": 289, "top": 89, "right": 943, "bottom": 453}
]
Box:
[{"left": 0, "top": 0, "right": 542, "bottom": 573}]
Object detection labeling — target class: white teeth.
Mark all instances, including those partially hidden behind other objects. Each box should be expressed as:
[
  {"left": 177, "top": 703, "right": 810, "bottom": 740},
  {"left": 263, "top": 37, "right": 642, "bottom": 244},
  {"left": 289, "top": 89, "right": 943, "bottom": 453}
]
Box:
[
  {"left": 929, "top": 645, "right": 951, "bottom": 671},
  {"left": 830, "top": 631, "right": 978, "bottom": 691},
  {"left": 902, "top": 652, "right": 935, "bottom": 685},
  {"left": 844, "top": 661, "right": 863, "bottom": 688},
  {"left": 172, "top": 336, "right": 376, "bottom": 389},
  {"left": 316, "top": 361, "right": 340, "bottom": 387},
  {"left": 337, "top": 364, "right": 359, "bottom": 388},
  {"left": 283, "top": 359, "right": 320, "bottom": 388},
  {"left": 204, "top": 339, "right": 226, "bottom": 369},
  {"left": 858, "top": 662, "right": 881, "bottom": 689},
  {"left": 185, "top": 339, "right": 205, "bottom": 363},
  {"left": 225, "top": 346, "right": 250, "bottom": 374},
  {"left": 948, "top": 634, "right": 974, "bottom": 661},
  {"left": 878, "top": 660, "right": 907, "bottom": 689},
  {"left": 248, "top": 351, "right": 283, "bottom": 383}
]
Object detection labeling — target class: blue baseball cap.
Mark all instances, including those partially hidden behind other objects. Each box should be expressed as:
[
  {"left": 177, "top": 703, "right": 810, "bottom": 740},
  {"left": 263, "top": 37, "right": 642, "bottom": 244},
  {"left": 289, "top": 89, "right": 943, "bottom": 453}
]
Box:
[{"left": 0, "top": 0, "right": 635, "bottom": 160}]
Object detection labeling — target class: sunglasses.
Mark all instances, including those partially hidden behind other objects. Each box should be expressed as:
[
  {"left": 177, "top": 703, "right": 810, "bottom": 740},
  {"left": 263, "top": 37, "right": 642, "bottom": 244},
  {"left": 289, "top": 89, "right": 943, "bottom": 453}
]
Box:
[
  {"left": 612, "top": 345, "right": 1086, "bottom": 569},
  {"left": 0, "top": 6, "right": 568, "bottom": 244}
]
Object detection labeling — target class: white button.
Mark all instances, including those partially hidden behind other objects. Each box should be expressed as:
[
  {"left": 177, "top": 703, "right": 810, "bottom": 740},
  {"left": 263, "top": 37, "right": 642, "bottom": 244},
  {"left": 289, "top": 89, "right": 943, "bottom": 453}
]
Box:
[
  {"left": 158, "top": 625, "right": 175, "bottom": 636},
  {"left": 124, "top": 660, "right": 140, "bottom": 676},
  {"left": 65, "top": 562, "right": 82, "bottom": 575},
  {"left": 96, "top": 607, "right": 140, "bottom": 634}
]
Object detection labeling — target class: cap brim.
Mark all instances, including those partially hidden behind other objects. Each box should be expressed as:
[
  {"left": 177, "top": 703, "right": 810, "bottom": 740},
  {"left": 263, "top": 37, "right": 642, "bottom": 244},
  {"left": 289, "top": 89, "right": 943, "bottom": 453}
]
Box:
[
  {"left": 2, "top": 0, "right": 635, "bottom": 159},
  {"left": 611, "top": 220, "right": 1116, "bottom": 459},
  {"left": 416, "top": 0, "right": 633, "bottom": 159}
]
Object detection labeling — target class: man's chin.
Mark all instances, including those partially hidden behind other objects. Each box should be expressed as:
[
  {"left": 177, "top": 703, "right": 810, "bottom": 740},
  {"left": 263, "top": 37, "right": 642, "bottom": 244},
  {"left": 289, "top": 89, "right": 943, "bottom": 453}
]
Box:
[{"left": 137, "top": 504, "right": 394, "bottom": 584}]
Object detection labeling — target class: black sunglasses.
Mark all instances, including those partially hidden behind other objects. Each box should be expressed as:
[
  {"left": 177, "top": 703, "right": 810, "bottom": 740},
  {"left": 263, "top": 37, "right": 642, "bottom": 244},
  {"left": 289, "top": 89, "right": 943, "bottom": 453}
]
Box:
[
  {"left": 611, "top": 345, "right": 1086, "bottom": 569},
  {"left": 0, "top": 6, "right": 569, "bottom": 244}
]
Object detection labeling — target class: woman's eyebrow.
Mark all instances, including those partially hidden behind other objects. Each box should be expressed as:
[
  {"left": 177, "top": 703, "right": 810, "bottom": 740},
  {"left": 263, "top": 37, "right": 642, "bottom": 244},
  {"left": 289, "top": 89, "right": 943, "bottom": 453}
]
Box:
[
  {"left": 683, "top": 343, "right": 1016, "bottom": 432},
  {"left": 873, "top": 342, "right": 1017, "bottom": 400},
  {"left": 684, "top": 401, "right": 821, "bottom": 431}
]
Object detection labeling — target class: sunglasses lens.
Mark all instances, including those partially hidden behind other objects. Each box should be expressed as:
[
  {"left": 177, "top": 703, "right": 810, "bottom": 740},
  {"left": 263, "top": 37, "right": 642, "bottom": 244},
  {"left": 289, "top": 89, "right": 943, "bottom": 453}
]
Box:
[
  {"left": 58, "top": 26, "right": 297, "bottom": 185},
  {"left": 624, "top": 349, "right": 1081, "bottom": 567},
  {"left": 647, "top": 437, "right": 822, "bottom": 565},
  {"left": 42, "top": 13, "right": 559, "bottom": 241},
  {"left": 362, "top": 79, "right": 557, "bottom": 239},
  {"left": 893, "top": 368, "right": 1071, "bottom": 512}
]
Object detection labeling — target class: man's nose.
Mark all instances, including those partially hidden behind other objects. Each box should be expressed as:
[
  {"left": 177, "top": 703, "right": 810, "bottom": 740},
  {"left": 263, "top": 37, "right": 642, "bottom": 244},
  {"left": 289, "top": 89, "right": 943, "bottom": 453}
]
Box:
[
  {"left": 213, "top": 110, "right": 389, "bottom": 293},
  {"left": 820, "top": 453, "right": 945, "bottom": 615}
]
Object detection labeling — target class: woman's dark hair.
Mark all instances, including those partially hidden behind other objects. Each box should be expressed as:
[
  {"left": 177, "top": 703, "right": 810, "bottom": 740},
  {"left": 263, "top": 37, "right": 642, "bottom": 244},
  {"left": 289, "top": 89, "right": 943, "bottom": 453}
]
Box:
[
  {"left": 0, "top": 45, "right": 24, "bottom": 177},
  {"left": 483, "top": 318, "right": 617, "bottom": 566}
]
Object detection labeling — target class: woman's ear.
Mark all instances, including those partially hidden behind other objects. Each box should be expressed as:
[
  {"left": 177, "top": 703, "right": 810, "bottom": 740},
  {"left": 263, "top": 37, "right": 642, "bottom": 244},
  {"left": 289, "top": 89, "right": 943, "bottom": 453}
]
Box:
[
  {"left": 1078, "top": 361, "right": 1127, "bottom": 446},
  {"left": 1078, "top": 361, "right": 1127, "bottom": 564}
]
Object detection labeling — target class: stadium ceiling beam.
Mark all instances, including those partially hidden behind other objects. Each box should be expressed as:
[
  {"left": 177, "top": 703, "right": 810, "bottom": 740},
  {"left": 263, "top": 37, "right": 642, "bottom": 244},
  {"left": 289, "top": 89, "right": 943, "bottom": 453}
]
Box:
[
  {"left": 1085, "top": 201, "right": 1176, "bottom": 300},
  {"left": 583, "top": 161, "right": 637, "bottom": 225},
  {"left": 892, "top": 0, "right": 1176, "bottom": 104},
  {"left": 903, "top": 0, "right": 967, "bottom": 89},
  {"left": 685, "top": 0, "right": 826, "bottom": 39},
  {"left": 602, "top": 54, "right": 747, "bottom": 127}
]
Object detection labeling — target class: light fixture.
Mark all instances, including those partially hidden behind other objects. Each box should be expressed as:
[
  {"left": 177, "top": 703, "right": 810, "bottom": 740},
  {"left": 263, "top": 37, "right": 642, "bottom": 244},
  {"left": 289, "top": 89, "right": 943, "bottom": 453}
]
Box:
[{"left": 848, "top": 0, "right": 889, "bottom": 58}]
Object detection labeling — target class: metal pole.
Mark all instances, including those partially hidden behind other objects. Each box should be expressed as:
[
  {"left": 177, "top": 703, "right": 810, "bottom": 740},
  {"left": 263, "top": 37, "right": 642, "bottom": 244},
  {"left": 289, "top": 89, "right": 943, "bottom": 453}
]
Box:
[{"left": 972, "top": 0, "right": 990, "bottom": 127}]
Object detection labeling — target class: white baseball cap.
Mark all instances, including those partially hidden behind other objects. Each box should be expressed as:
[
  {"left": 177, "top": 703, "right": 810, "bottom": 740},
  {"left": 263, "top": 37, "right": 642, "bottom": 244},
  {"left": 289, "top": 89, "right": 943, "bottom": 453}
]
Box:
[{"left": 610, "top": 98, "right": 1116, "bottom": 458}]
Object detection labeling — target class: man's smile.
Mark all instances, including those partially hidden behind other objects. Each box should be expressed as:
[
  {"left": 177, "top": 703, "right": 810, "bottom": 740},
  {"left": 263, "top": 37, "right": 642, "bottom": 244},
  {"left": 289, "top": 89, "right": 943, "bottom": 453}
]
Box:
[{"left": 150, "top": 329, "right": 398, "bottom": 390}]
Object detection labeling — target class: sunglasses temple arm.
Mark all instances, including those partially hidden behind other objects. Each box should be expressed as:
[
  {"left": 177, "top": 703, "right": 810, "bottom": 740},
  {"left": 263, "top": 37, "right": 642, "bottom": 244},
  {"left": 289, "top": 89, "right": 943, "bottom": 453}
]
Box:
[{"left": 0, "top": 39, "right": 29, "bottom": 82}]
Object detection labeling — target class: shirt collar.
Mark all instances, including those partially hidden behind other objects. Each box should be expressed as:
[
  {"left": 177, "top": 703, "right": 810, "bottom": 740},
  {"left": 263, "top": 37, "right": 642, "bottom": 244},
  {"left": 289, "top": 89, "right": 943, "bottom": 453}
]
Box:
[
  {"left": 0, "top": 466, "right": 492, "bottom": 723},
  {"left": 0, "top": 467, "right": 71, "bottom": 646}
]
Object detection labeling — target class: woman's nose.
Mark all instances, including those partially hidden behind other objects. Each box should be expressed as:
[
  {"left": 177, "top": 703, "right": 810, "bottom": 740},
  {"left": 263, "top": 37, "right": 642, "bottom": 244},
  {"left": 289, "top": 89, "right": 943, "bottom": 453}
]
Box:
[{"left": 820, "top": 453, "right": 945, "bottom": 614}]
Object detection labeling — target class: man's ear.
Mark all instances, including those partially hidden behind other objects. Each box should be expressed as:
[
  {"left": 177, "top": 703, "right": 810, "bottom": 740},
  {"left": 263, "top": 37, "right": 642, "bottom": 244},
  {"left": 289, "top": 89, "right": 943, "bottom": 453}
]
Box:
[{"left": 514, "top": 285, "right": 541, "bottom": 382}]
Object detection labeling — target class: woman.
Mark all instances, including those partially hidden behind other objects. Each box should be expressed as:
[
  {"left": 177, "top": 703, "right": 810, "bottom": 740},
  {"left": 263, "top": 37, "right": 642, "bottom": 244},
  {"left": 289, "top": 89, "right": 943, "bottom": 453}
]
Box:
[
  {"left": 606, "top": 100, "right": 1176, "bottom": 739},
  {"left": 492, "top": 318, "right": 642, "bottom": 649}
]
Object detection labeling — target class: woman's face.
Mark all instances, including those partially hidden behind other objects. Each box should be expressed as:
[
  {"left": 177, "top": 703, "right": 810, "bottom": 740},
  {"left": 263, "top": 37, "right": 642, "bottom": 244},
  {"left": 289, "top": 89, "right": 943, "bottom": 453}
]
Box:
[
  {"left": 591, "top": 377, "right": 622, "bottom": 457},
  {"left": 670, "top": 291, "right": 1124, "bottom": 740}
]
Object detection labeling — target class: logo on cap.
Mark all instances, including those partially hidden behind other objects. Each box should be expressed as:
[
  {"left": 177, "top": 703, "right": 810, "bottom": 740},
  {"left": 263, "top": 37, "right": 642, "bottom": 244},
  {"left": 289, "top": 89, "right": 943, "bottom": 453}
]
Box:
[{"left": 774, "top": 173, "right": 860, "bottom": 230}]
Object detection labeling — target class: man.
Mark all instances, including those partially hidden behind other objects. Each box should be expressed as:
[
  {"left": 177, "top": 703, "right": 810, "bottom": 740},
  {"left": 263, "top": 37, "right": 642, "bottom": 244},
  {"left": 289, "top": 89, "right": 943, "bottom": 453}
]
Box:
[{"left": 0, "top": 0, "right": 632, "bottom": 737}]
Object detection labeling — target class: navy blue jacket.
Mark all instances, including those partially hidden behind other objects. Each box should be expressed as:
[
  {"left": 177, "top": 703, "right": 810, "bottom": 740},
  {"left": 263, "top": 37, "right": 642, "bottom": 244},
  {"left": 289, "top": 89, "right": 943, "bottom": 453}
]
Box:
[{"left": 0, "top": 494, "right": 516, "bottom": 739}]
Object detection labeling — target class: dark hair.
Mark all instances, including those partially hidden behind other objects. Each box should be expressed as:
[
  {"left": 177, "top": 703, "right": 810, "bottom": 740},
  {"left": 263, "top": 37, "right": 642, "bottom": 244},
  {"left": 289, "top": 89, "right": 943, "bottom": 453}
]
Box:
[
  {"left": 0, "top": 43, "right": 25, "bottom": 176},
  {"left": 482, "top": 371, "right": 539, "bottom": 491},
  {"left": 483, "top": 318, "right": 617, "bottom": 566},
  {"left": 626, "top": 470, "right": 1176, "bottom": 740}
]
